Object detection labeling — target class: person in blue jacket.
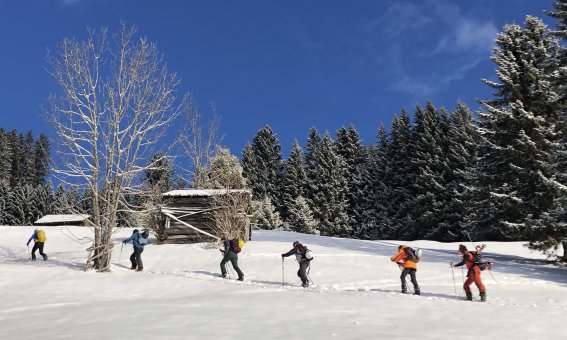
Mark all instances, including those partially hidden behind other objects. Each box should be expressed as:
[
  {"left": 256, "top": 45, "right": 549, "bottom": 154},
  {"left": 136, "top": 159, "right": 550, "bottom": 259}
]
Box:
[
  {"left": 123, "top": 229, "right": 148, "bottom": 271},
  {"left": 27, "top": 229, "right": 48, "bottom": 261}
]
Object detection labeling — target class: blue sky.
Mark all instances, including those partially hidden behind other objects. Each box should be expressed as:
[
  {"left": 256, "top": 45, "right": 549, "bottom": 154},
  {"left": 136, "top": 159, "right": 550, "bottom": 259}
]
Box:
[{"left": 0, "top": 0, "right": 557, "bottom": 158}]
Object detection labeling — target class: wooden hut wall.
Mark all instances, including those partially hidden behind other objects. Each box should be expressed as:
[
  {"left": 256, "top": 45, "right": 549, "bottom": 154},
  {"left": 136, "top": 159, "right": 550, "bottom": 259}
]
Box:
[{"left": 161, "top": 195, "right": 250, "bottom": 244}]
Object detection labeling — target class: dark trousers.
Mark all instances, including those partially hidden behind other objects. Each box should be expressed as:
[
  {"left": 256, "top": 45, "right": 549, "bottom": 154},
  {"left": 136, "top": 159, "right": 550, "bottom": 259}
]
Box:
[
  {"left": 220, "top": 251, "right": 244, "bottom": 279},
  {"left": 400, "top": 268, "right": 419, "bottom": 293},
  {"left": 130, "top": 247, "right": 144, "bottom": 269},
  {"left": 31, "top": 242, "right": 46, "bottom": 260},
  {"left": 298, "top": 260, "right": 310, "bottom": 284}
]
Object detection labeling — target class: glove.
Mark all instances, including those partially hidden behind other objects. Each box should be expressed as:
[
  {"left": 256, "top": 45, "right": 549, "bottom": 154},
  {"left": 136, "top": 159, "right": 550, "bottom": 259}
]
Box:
[
  {"left": 449, "top": 262, "right": 454, "bottom": 267},
  {"left": 122, "top": 241, "right": 127, "bottom": 244},
  {"left": 281, "top": 254, "right": 285, "bottom": 258},
  {"left": 26, "top": 242, "right": 30, "bottom": 246}
]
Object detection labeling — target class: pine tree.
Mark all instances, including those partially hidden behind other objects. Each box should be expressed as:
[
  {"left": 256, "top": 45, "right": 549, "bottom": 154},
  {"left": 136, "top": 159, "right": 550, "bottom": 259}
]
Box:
[
  {"left": 431, "top": 103, "right": 478, "bottom": 241},
  {"left": 5, "top": 184, "right": 36, "bottom": 225},
  {"left": 334, "top": 126, "right": 367, "bottom": 235},
  {"left": 144, "top": 152, "right": 175, "bottom": 192},
  {"left": 307, "top": 132, "right": 350, "bottom": 237},
  {"left": 0, "top": 180, "right": 9, "bottom": 225},
  {"left": 253, "top": 196, "right": 282, "bottom": 230},
  {"left": 303, "top": 127, "right": 321, "bottom": 217},
  {"left": 21, "top": 131, "right": 36, "bottom": 186},
  {"left": 241, "top": 143, "right": 257, "bottom": 190},
  {"left": 208, "top": 147, "right": 246, "bottom": 189},
  {"left": 359, "top": 126, "right": 388, "bottom": 239},
  {"left": 527, "top": 2, "right": 567, "bottom": 260},
  {"left": 0, "top": 129, "right": 12, "bottom": 183},
  {"left": 52, "top": 184, "right": 70, "bottom": 214},
  {"left": 287, "top": 196, "right": 319, "bottom": 234},
  {"left": 474, "top": 16, "right": 561, "bottom": 240},
  {"left": 403, "top": 102, "right": 446, "bottom": 240},
  {"left": 8, "top": 130, "right": 22, "bottom": 187},
  {"left": 280, "top": 140, "right": 306, "bottom": 221},
  {"left": 241, "top": 126, "right": 283, "bottom": 208},
  {"left": 381, "top": 111, "right": 413, "bottom": 239},
  {"left": 33, "top": 134, "right": 50, "bottom": 186}
]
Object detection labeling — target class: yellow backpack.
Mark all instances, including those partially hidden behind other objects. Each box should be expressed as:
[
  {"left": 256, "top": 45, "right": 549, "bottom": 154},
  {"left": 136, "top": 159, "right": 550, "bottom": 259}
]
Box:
[
  {"left": 238, "top": 239, "right": 245, "bottom": 250},
  {"left": 36, "top": 230, "right": 46, "bottom": 242}
]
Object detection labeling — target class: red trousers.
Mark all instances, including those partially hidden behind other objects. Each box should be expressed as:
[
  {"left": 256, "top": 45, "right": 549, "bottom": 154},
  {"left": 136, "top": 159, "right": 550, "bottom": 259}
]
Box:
[{"left": 463, "top": 266, "right": 486, "bottom": 293}]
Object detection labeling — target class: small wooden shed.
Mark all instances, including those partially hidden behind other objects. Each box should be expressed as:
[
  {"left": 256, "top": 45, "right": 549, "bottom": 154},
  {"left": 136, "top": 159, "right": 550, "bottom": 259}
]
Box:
[
  {"left": 159, "top": 189, "right": 252, "bottom": 244},
  {"left": 34, "top": 214, "right": 92, "bottom": 227}
]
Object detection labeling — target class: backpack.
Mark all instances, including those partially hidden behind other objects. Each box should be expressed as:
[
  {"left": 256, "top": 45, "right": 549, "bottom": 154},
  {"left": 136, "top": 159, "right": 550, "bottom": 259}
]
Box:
[
  {"left": 138, "top": 236, "right": 148, "bottom": 246},
  {"left": 305, "top": 249, "right": 314, "bottom": 260},
  {"left": 470, "top": 251, "right": 486, "bottom": 270},
  {"left": 404, "top": 247, "right": 421, "bottom": 263},
  {"left": 230, "top": 239, "right": 241, "bottom": 254},
  {"left": 36, "top": 230, "right": 47, "bottom": 243}
]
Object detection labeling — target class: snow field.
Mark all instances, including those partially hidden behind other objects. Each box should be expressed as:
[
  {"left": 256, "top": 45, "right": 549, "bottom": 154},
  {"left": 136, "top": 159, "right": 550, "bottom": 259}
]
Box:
[{"left": 0, "top": 226, "right": 565, "bottom": 340}]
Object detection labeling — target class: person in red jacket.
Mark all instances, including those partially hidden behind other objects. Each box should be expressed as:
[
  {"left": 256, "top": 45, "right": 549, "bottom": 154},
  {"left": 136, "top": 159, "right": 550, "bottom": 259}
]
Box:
[
  {"left": 451, "top": 244, "right": 486, "bottom": 301},
  {"left": 390, "top": 245, "right": 420, "bottom": 295}
]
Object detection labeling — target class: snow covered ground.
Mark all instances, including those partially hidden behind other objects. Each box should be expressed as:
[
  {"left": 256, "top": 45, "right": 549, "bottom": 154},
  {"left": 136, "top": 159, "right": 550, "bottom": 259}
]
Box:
[{"left": 1, "top": 226, "right": 565, "bottom": 340}]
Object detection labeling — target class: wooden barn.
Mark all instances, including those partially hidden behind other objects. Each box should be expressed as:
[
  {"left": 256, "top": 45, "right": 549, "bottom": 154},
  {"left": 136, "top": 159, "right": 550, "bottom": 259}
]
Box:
[
  {"left": 158, "top": 189, "right": 252, "bottom": 244},
  {"left": 34, "top": 214, "right": 92, "bottom": 227}
]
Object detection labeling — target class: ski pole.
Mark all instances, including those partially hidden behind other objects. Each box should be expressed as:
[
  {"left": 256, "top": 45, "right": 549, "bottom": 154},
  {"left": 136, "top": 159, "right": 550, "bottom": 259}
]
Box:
[
  {"left": 451, "top": 266, "right": 457, "bottom": 296},
  {"left": 307, "top": 265, "right": 315, "bottom": 286},
  {"left": 488, "top": 268, "right": 499, "bottom": 284},
  {"left": 281, "top": 257, "right": 285, "bottom": 286},
  {"left": 119, "top": 242, "right": 124, "bottom": 264},
  {"left": 461, "top": 267, "right": 464, "bottom": 283},
  {"left": 228, "top": 263, "right": 236, "bottom": 279},
  {"left": 27, "top": 245, "right": 30, "bottom": 260}
]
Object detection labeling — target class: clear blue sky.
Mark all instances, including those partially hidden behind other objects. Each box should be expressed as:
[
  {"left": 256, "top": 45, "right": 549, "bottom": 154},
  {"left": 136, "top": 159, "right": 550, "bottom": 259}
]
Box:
[{"left": 0, "top": 0, "right": 556, "bottom": 158}]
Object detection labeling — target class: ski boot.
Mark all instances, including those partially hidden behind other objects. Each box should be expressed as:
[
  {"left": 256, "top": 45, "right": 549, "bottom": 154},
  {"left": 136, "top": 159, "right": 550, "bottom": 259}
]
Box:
[
  {"left": 414, "top": 288, "right": 421, "bottom": 296},
  {"left": 43, "top": 254, "right": 48, "bottom": 261},
  {"left": 219, "top": 274, "right": 227, "bottom": 279},
  {"left": 465, "top": 292, "right": 473, "bottom": 301},
  {"left": 237, "top": 276, "right": 244, "bottom": 281},
  {"left": 401, "top": 285, "right": 407, "bottom": 294},
  {"left": 302, "top": 279, "right": 309, "bottom": 288},
  {"left": 480, "top": 292, "right": 487, "bottom": 302}
]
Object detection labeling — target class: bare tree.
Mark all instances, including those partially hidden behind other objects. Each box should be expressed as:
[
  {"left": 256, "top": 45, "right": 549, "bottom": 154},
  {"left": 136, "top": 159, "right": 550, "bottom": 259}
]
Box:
[
  {"left": 47, "top": 25, "right": 180, "bottom": 271},
  {"left": 208, "top": 190, "right": 252, "bottom": 240},
  {"left": 179, "top": 96, "right": 222, "bottom": 188}
]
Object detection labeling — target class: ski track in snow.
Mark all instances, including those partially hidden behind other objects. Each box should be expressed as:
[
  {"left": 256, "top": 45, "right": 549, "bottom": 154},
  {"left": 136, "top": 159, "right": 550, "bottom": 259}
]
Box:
[{"left": 131, "top": 266, "right": 566, "bottom": 309}]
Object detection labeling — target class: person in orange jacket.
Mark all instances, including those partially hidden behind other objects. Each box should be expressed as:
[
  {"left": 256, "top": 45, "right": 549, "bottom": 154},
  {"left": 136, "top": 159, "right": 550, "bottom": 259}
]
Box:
[
  {"left": 390, "top": 245, "right": 420, "bottom": 295},
  {"left": 451, "top": 244, "right": 486, "bottom": 301}
]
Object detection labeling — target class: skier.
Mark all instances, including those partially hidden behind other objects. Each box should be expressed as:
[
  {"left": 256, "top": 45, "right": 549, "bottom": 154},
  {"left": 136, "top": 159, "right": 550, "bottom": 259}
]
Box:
[
  {"left": 219, "top": 237, "right": 244, "bottom": 281},
  {"left": 26, "top": 229, "right": 48, "bottom": 261},
  {"left": 281, "top": 241, "right": 313, "bottom": 288},
  {"left": 450, "top": 244, "right": 487, "bottom": 301},
  {"left": 123, "top": 229, "right": 148, "bottom": 271},
  {"left": 390, "top": 245, "right": 420, "bottom": 295}
]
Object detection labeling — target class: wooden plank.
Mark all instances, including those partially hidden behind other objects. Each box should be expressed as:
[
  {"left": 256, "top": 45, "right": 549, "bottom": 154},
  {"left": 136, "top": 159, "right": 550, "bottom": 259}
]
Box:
[{"left": 162, "top": 211, "right": 220, "bottom": 241}]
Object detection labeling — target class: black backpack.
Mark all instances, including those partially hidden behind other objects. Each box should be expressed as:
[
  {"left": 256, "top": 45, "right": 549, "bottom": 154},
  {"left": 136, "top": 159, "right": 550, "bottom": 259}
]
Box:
[{"left": 404, "top": 247, "right": 420, "bottom": 263}]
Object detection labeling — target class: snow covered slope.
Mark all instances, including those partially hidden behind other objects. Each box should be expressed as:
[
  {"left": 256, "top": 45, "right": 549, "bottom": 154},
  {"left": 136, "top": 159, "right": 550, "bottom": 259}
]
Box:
[{"left": 1, "top": 226, "right": 565, "bottom": 340}]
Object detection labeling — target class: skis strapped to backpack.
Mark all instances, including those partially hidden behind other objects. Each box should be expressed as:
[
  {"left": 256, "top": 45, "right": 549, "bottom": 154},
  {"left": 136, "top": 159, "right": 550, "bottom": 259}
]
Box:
[{"left": 466, "top": 234, "right": 494, "bottom": 271}]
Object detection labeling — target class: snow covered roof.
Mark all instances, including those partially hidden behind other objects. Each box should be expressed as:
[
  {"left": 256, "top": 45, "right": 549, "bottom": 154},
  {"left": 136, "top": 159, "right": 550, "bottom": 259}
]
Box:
[
  {"left": 34, "top": 214, "right": 91, "bottom": 224},
  {"left": 163, "top": 189, "right": 250, "bottom": 197}
]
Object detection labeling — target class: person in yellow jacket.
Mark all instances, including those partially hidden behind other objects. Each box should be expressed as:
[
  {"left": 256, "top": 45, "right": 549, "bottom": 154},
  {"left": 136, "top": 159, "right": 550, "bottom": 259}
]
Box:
[
  {"left": 390, "top": 245, "right": 420, "bottom": 295},
  {"left": 27, "top": 229, "right": 48, "bottom": 261}
]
